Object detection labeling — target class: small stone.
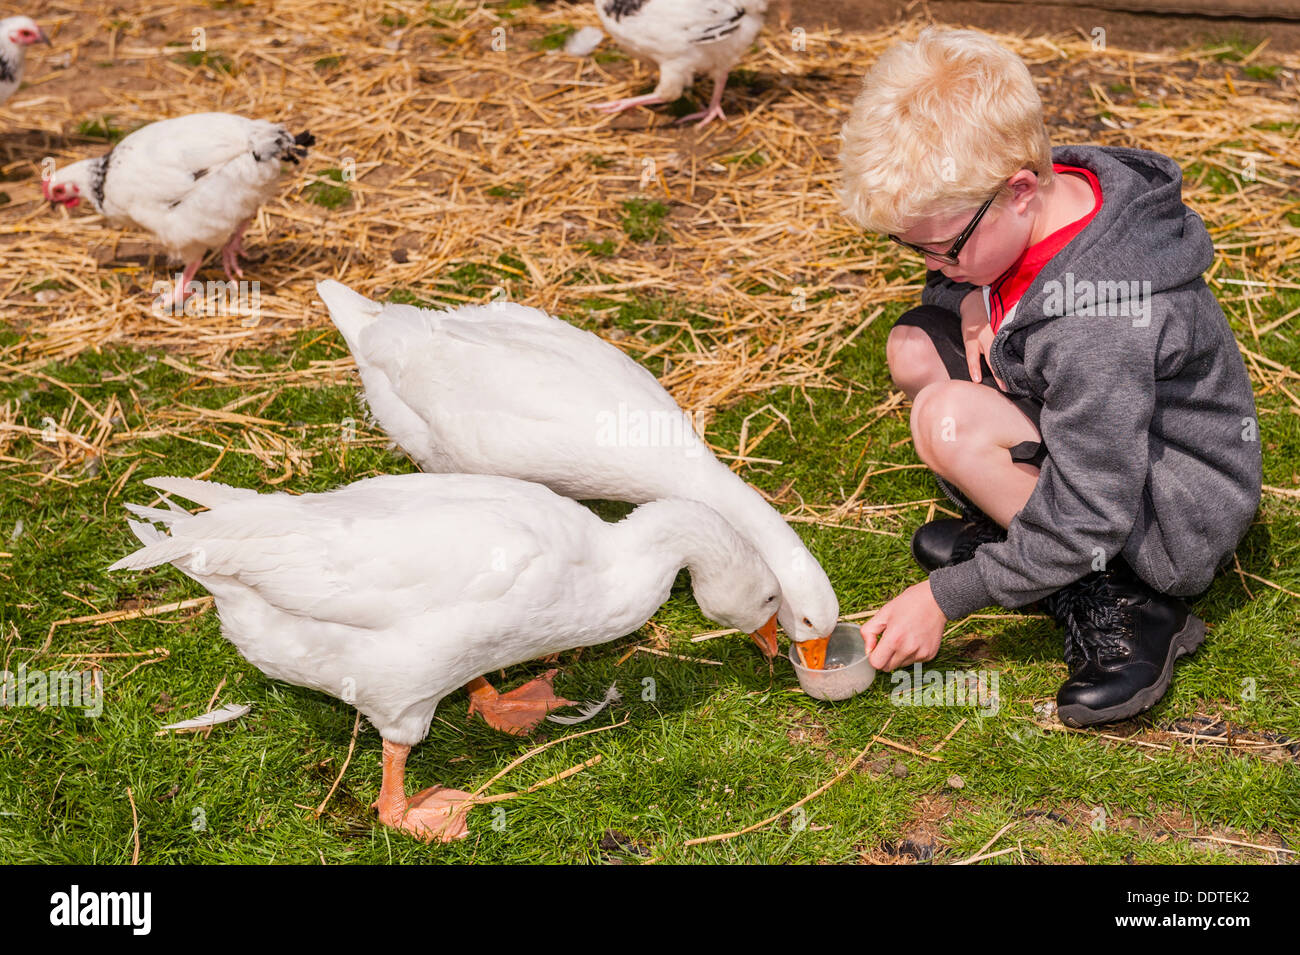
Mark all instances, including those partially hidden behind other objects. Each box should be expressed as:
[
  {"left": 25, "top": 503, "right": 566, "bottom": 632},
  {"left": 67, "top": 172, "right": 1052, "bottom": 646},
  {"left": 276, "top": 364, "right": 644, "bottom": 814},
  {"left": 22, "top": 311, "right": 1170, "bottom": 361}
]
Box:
[
  {"left": 890, "top": 762, "right": 909, "bottom": 779},
  {"left": 862, "top": 758, "right": 890, "bottom": 777},
  {"left": 946, "top": 774, "right": 965, "bottom": 790}
]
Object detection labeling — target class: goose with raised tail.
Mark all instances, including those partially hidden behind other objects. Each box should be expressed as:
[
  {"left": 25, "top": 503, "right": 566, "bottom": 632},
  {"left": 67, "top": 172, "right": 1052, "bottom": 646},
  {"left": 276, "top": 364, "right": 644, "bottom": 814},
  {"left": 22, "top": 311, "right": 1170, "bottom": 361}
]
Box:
[
  {"left": 109, "top": 473, "right": 781, "bottom": 842},
  {"left": 316, "top": 279, "right": 839, "bottom": 669}
]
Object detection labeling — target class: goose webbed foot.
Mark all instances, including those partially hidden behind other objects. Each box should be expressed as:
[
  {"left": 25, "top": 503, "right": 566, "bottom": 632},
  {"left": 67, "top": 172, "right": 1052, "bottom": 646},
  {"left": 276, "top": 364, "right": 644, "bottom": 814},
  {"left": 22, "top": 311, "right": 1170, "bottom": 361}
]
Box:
[
  {"left": 373, "top": 739, "right": 471, "bottom": 842},
  {"left": 466, "top": 669, "right": 575, "bottom": 735}
]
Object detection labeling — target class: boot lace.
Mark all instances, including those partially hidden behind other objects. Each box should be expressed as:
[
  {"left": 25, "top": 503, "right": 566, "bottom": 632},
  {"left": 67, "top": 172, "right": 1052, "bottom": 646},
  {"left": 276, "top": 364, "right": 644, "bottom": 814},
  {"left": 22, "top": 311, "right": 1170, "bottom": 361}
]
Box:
[
  {"left": 949, "top": 514, "right": 1006, "bottom": 565},
  {"left": 1044, "top": 572, "right": 1136, "bottom": 670}
]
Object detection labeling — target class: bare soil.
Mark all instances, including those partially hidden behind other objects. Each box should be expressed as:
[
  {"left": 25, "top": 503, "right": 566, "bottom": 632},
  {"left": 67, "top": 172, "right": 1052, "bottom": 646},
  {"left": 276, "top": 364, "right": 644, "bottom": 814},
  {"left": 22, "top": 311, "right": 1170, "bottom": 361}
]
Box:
[{"left": 799, "top": 0, "right": 1300, "bottom": 51}]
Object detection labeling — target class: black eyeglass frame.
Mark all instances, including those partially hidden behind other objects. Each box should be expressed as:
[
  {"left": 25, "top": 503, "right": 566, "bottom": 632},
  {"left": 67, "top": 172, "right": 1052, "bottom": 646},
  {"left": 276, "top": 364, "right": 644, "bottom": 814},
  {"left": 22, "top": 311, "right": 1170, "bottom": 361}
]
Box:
[{"left": 888, "top": 192, "right": 999, "bottom": 266}]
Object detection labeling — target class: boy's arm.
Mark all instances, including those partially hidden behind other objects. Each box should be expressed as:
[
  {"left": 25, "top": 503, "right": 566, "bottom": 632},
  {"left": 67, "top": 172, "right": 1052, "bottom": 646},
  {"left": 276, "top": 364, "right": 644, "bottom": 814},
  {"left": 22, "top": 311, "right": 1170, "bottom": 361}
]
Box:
[
  {"left": 920, "top": 268, "right": 976, "bottom": 315},
  {"left": 927, "top": 312, "right": 1159, "bottom": 618}
]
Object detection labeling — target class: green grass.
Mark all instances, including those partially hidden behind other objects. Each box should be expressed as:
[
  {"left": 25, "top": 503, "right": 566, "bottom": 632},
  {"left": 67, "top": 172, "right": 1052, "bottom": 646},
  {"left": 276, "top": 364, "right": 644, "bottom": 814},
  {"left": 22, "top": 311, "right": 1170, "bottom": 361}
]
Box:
[
  {"left": 579, "top": 238, "right": 619, "bottom": 259},
  {"left": 1243, "top": 64, "right": 1281, "bottom": 82},
  {"left": 1202, "top": 33, "right": 1259, "bottom": 63},
  {"left": 304, "top": 168, "right": 353, "bottom": 209},
  {"left": 174, "top": 50, "right": 236, "bottom": 74},
  {"left": 620, "top": 198, "right": 670, "bottom": 243},
  {"left": 2, "top": 12, "right": 1298, "bottom": 860},
  {"left": 485, "top": 181, "right": 526, "bottom": 200},
  {"left": 74, "top": 116, "right": 126, "bottom": 143},
  {"left": 531, "top": 25, "right": 575, "bottom": 51},
  {"left": 1, "top": 277, "right": 1297, "bottom": 862}
]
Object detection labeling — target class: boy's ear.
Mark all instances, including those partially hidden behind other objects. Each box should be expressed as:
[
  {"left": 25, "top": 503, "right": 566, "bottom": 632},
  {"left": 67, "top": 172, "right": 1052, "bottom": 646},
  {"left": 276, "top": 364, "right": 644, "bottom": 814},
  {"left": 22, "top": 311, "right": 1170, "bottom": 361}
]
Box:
[{"left": 1007, "top": 169, "right": 1041, "bottom": 209}]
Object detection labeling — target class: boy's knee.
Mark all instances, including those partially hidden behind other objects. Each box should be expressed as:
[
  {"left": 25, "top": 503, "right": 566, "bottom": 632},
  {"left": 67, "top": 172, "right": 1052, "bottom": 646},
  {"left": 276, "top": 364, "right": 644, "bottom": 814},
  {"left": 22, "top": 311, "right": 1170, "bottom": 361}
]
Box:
[
  {"left": 911, "top": 380, "right": 972, "bottom": 471},
  {"left": 887, "top": 324, "right": 942, "bottom": 396}
]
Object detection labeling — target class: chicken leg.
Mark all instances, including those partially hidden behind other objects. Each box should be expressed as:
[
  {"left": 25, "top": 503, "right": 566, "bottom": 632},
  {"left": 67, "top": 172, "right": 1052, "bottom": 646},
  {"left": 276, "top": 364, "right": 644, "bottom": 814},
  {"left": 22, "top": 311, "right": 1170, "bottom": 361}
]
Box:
[
  {"left": 171, "top": 258, "right": 204, "bottom": 307},
  {"left": 591, "top": 92, "right": 668, "bottom": 115},
  {"left": 466, "top": 669, "right": 575, "bottom": 735},
  {"left": 220, "top": 218, "right": 251, "bottom": 281},
  {"left": 372, "top": 739, "right": 472, "bottom": 842},
  {"left": 676, "top": 70, "right": 730, "bottom": 127}
]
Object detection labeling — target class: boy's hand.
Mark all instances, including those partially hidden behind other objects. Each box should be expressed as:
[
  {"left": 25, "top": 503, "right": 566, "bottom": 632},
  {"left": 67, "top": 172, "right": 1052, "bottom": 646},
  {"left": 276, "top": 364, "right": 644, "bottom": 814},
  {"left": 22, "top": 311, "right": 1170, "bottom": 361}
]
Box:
[
  {"left": 959, "top": 290, "right": 1006, "bottom": 390},
  {"left": 860, "top": 580, "right": 948, "bottom": 671}
]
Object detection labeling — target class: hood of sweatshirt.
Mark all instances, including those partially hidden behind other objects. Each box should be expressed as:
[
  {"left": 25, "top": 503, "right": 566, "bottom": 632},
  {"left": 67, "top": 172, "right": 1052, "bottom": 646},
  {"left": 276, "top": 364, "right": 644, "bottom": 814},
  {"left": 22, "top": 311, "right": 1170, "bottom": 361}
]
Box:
[{"left": 991, "top": 144, "right": 1216, "bottom": 391}]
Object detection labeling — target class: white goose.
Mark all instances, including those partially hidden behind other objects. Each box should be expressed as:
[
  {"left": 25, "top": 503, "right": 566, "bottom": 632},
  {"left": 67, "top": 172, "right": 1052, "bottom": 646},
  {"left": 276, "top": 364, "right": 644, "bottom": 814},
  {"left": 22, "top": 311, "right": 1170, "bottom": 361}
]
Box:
[
  {"left": 316, "top": 279, "right": 839, "bottom": 671},
  {"left": 109, "top": 473, "right": 781, "bottom": 842}
]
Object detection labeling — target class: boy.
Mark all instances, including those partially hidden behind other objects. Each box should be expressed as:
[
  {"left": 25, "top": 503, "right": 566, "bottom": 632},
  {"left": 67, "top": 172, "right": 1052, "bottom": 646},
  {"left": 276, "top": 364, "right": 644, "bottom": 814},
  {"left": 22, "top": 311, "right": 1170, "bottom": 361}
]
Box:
[{"left": 837, "top": 28, "right": 1261, "bottom": 727}]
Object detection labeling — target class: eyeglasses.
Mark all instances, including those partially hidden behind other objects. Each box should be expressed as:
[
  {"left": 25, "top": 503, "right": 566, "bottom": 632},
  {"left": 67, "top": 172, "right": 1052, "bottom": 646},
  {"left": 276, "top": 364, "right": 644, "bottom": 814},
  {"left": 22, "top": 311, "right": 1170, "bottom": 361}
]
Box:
[{"left": 888, "top": 192, "right": 998, "bottom": 266}]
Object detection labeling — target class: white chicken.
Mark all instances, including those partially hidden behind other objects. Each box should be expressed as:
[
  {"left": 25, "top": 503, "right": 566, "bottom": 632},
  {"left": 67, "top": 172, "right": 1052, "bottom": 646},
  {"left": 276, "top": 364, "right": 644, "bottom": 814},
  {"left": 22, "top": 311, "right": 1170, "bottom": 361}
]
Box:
[
  {"left": 0, "top": 15, "right": 50, "bottom": 107},
  {"left": 110, "top": 473, "right": 781, "bottom": 841},
  {"left": 42, "top": 112, "right": 314, "bottom": 304},
  {"left": 592, "top": 0, "right": 790, "bottom": 126}
]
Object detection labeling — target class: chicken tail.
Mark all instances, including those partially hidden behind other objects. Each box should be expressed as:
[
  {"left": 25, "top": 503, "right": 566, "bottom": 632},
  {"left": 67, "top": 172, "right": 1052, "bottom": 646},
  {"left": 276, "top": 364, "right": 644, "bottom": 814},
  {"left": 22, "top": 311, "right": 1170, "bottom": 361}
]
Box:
[
  {"left": 283, "top": 129, "right": 315, "bottom": 164},
  {"left": 257, "top": 126, "right": 315, "bottom": 166}
]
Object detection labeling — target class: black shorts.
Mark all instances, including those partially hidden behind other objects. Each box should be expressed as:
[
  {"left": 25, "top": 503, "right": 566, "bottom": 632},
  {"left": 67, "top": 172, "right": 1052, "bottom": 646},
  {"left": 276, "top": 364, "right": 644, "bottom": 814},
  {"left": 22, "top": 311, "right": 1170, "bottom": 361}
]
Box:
[{"left": 894, "top": 305, "right": 1048, "bottom": 469}]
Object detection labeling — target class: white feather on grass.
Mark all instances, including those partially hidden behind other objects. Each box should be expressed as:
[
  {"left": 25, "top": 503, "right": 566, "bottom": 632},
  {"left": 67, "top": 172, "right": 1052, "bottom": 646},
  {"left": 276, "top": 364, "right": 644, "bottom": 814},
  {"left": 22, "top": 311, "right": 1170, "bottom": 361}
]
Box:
[
  {"left": 547, "top": 683, "right": 621, "bottom": 725},
  {"left": 564, "top": 25, "right": 605, "bottom": 56},
  {"left": 159, "top": 702, "right": 251, "bottom": 732}
]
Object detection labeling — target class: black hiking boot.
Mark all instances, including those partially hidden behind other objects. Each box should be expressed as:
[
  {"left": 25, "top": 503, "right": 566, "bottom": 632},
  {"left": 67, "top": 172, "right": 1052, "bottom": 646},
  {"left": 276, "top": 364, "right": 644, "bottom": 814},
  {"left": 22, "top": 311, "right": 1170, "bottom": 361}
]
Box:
[
  {"left": 1041, "top": 563, "right": 1206, "bottom": 728},
  {"left": 911, "top": 508, "right": 1006, "bottom": 573}
]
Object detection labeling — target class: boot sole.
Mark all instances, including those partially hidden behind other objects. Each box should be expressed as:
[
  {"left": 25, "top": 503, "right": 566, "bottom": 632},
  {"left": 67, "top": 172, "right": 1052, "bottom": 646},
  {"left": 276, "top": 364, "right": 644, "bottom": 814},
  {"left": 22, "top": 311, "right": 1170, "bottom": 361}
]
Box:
[{"left": 1056, "top": 613, "right": 1207, "bottom": 729}]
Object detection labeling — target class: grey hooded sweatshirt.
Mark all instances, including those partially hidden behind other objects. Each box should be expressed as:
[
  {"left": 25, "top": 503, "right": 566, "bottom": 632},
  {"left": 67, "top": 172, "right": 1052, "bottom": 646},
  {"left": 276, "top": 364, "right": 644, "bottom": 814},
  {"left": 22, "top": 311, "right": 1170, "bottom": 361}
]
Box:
[{"left": 922, "top": 144, "right": 1262, "bottom": 620}]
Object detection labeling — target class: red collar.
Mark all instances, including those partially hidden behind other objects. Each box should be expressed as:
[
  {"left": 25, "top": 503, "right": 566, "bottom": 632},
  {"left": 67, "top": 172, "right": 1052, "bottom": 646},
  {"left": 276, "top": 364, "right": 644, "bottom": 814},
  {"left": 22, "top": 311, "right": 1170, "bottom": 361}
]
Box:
[{"left": 988, "top": 164, "right": 1103, "bottom": 333}]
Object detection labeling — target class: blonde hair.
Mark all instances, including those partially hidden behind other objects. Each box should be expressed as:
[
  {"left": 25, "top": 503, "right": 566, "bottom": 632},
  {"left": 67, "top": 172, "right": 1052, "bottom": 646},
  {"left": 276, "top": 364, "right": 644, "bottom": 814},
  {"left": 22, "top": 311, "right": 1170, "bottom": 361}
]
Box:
[{"left": 839, "top": 28, "right": 1054, "bottom": 235}]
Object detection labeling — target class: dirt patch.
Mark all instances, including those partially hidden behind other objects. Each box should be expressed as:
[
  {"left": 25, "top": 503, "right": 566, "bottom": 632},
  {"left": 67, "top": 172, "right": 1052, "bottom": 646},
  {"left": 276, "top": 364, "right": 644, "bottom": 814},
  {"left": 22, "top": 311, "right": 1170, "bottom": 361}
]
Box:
[
  {"left": 785, "top": 709, "right": 837, "bottom": 764},
  {"left": 794, "top": 0, "right": 1300, "bottom": 52},
  {"left": 1028, "top": 708, "right": 1300, "bottom": 763},
  {"left": 859, "top": 792, "right": 965, "bottom": 863},
  {"left": 1021, "top": 799, "right": 1294, "bottom": 861}
]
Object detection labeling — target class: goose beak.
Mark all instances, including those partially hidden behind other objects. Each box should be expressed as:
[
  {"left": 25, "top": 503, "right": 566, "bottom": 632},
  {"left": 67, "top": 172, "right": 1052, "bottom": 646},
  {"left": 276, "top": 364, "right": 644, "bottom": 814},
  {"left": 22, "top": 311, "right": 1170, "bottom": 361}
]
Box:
[
  {"left": 749, "top": 614, "right": 779, "bottom": 658},
  {"left": 39, "top": 28, "right": 52, "bottom": 45},
  {"left": 795, "top": 635, "right": 830, "bottom": 670}
]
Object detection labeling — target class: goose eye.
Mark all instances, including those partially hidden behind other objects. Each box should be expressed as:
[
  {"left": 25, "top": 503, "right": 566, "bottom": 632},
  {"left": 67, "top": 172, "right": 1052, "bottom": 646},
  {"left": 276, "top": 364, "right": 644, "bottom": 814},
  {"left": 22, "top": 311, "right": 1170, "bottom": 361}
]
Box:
[{"left": 802, "top": 617, "right": 812, "bottom": 627}]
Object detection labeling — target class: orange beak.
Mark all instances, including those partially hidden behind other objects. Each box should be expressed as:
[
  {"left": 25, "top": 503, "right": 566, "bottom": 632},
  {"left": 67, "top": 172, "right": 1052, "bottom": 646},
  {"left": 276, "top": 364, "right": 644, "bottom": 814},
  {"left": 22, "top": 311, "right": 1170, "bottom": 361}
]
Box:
[
  {"left": 749, "top": 614, "right": 779, "bottom": 658},
  {"left": 795, "top": 635, "right": 830, "bottom": 671}
]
